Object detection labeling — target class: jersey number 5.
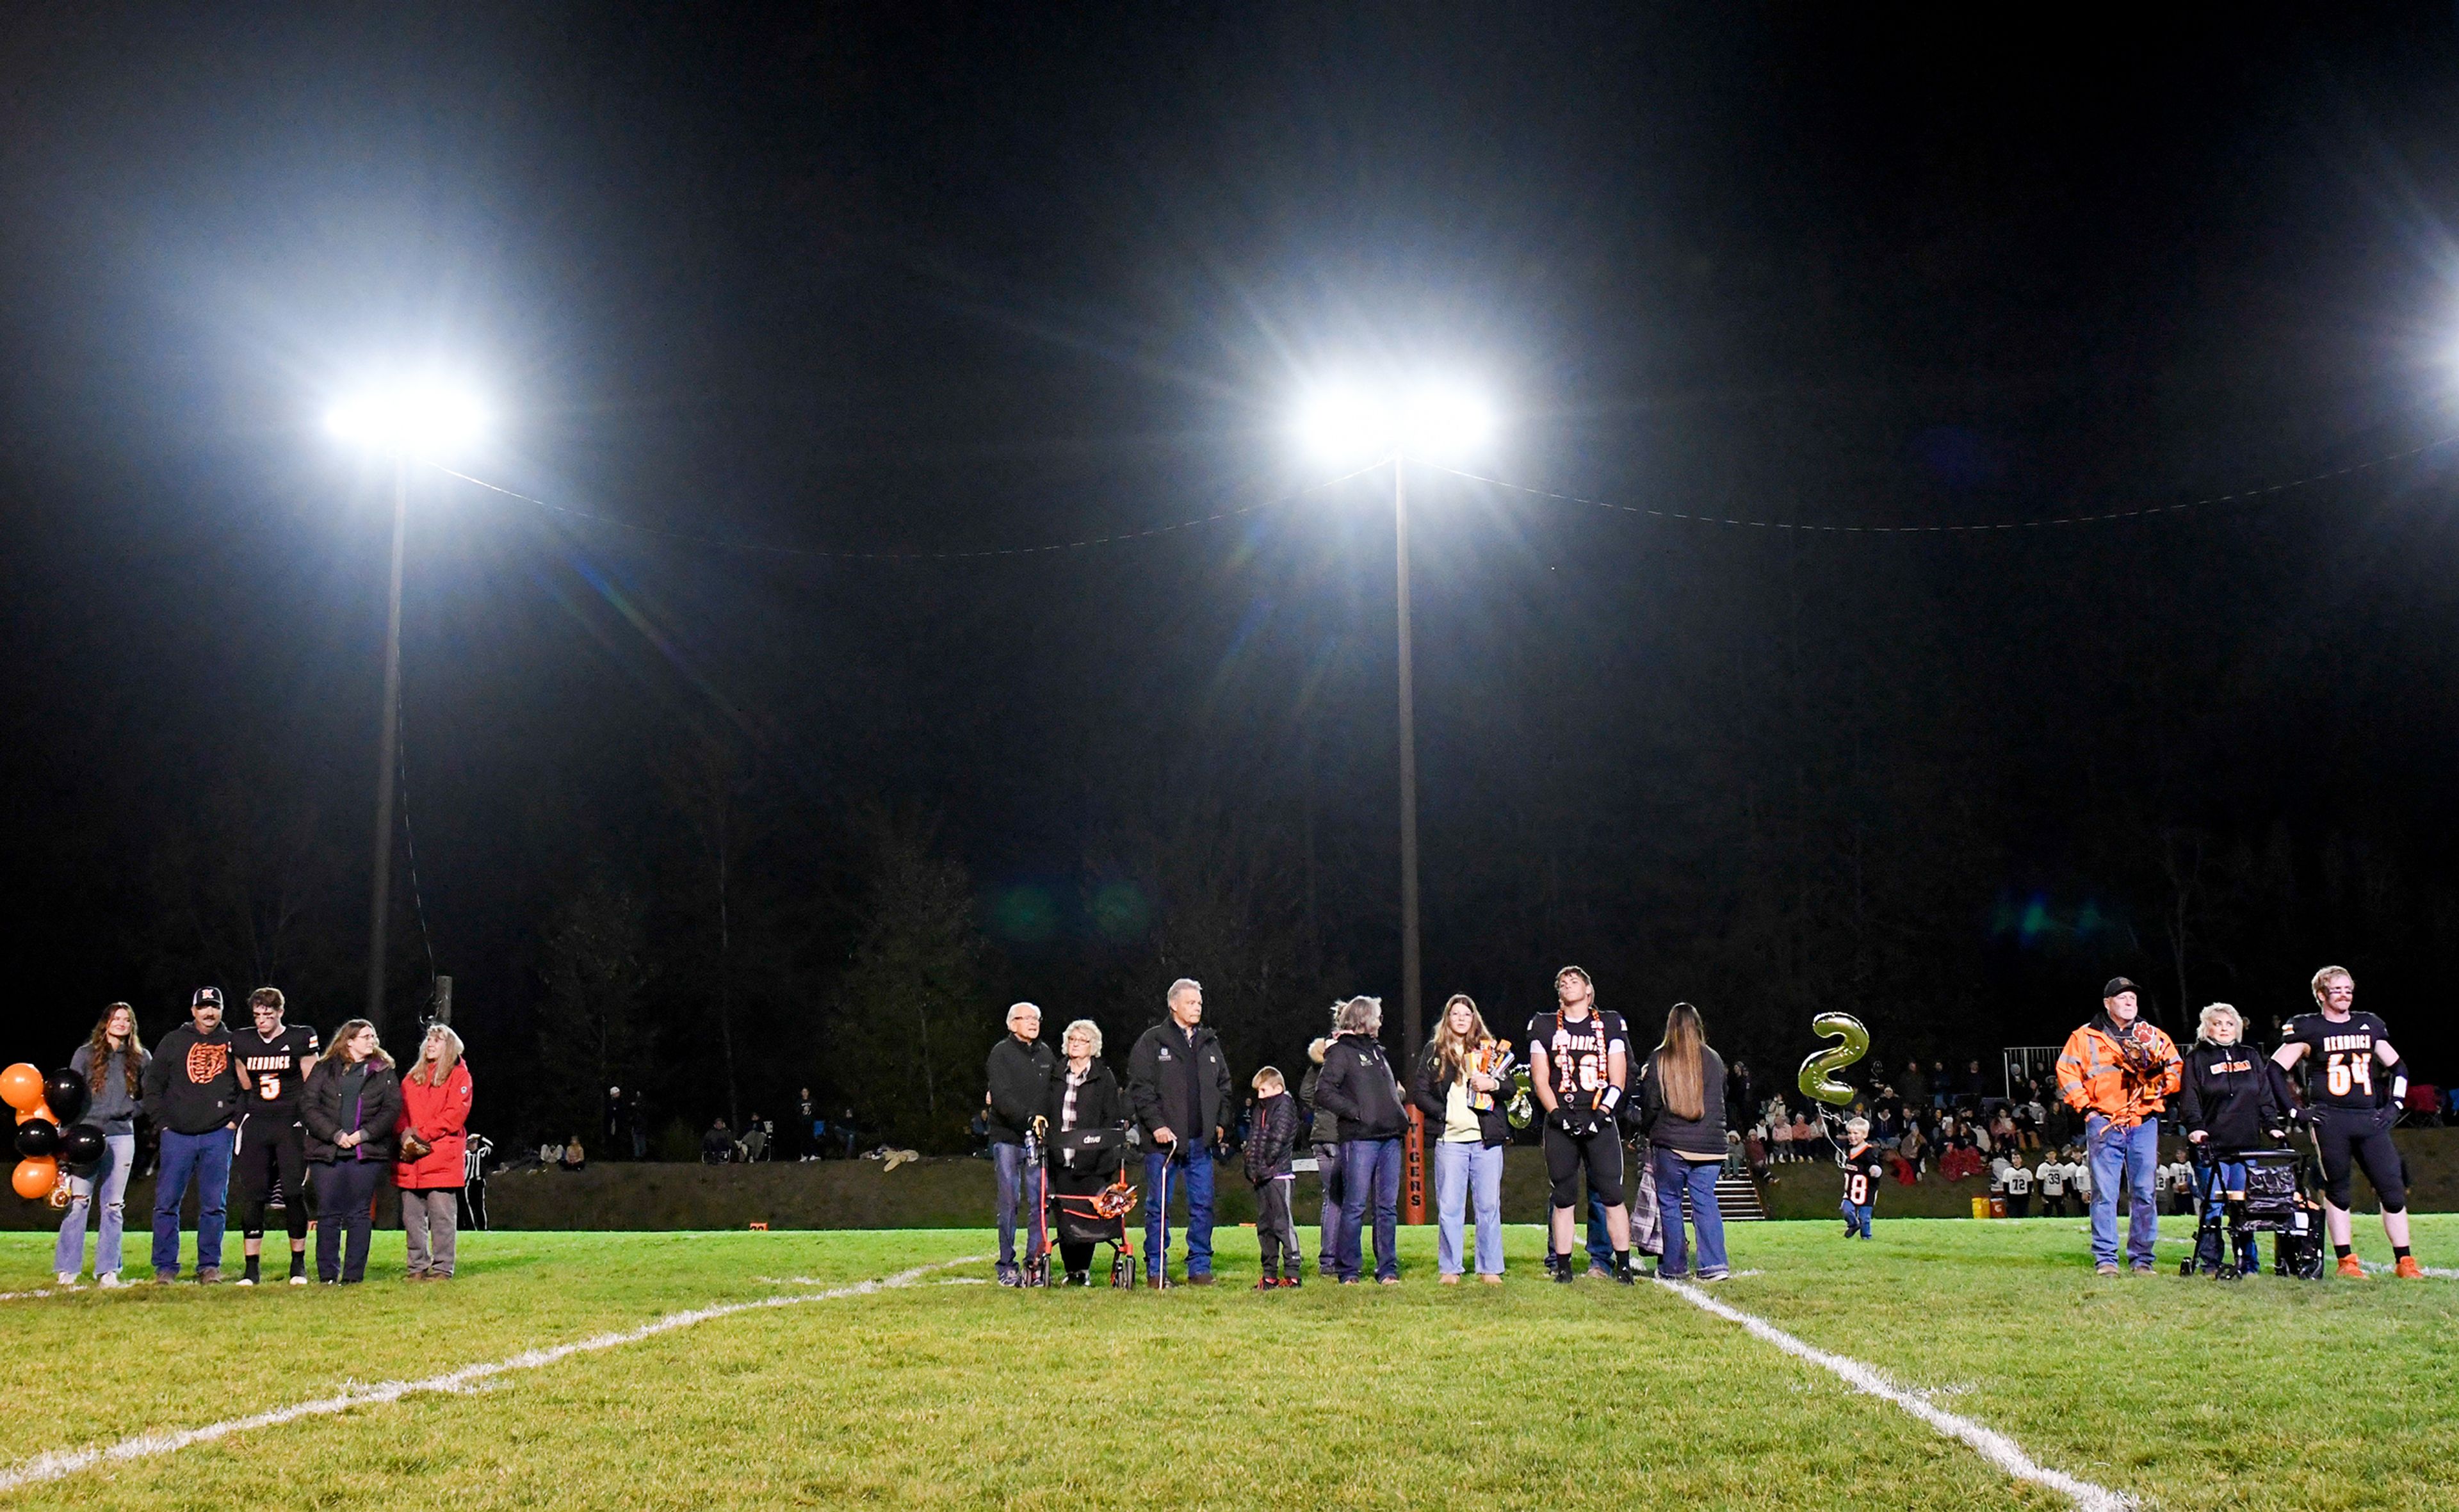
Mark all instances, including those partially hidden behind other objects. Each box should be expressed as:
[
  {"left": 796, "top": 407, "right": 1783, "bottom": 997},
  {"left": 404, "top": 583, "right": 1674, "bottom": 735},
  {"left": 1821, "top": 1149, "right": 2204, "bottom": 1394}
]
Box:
[
  {"left": 257, "top": 1075, "right": 280, "bottom": 1101},
  {"left": 2325, "top": 1053, "right": 2373, "bottom": 1099}
]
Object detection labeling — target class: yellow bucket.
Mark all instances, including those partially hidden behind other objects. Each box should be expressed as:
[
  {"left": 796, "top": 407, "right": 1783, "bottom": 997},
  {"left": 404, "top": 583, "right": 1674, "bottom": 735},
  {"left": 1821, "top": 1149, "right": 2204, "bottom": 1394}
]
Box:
[{"left": 1970, "top": 1196, "right": 1992, "bottom": 1219}]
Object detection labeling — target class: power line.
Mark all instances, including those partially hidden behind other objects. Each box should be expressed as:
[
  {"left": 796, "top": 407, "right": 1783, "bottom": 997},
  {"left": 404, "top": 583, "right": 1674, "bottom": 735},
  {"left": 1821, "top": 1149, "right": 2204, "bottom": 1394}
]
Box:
[
  {"left": 430, "top": 462, "right": 1386, "bottom": 560},
  {"left": 1430, "top": 434, "right": 2456, "bottom": 535}
]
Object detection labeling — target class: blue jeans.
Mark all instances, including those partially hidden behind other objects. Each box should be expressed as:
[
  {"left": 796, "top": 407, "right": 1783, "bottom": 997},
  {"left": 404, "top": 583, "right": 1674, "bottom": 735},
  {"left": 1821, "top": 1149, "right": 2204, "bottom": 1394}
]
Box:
[
  {"left": 1586, "top": 1185, "right": 1614, "bottom": 1269},
  {"left": 1841, "top": 1199, "right": 1872, "bottom": 1239},
  {"left": 1653, "top": 1148, "right": 1727, "bottom": 1278},
  {"left": 1337, "top": 1137, "right": 1403, "bottom": 1281},
  {"left": 2086, "top": 1114, "right": 2160, "bottom": 1268},
  {"left": 151, "top": 1126, "right": 233, "bottom": 1276},
  {"left": 1142, "top": 1143, "right": 1215, "bottom": 1278},
  {"left": 314, "top": 1158, "right": 382, "bottom": 1282},
  {"left": 2194, "top": 1155, "right": 2258, "bottom": 1270},
  {"left": 56, "top": 1132, "right": 135, "bottom": 1277},
  {"left": 1433, "top": 1140, "right": 1504, "bottom": 1276},
  {"left": 992, "top": 1141, "right": 1046, "bottom": 1270}
]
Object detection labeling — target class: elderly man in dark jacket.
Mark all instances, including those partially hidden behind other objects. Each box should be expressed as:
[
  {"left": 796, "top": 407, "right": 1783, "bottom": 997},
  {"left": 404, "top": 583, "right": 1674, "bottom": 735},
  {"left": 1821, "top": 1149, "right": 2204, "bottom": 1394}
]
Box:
[
  {"left": 1126, "top": 979, "right": 1233, "bottom": 1285},
  {"left": 1312, "top": 996, "right": 1409, "bottom": 1284},
  {"left": 985, "top": 1002, "right": 1058, "bottom": 1287}
]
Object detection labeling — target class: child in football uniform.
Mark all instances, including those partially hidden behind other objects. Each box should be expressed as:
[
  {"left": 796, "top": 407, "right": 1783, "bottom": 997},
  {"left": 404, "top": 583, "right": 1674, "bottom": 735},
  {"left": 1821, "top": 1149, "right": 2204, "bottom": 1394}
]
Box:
[
  {"left": 2002, "top": 1157, "right": 2032, "bottom": 1217},
  {"left": 2033, "top": 1154, "right": 2065, "bottom": 1216},
  {"left": 1838, "top": 1117, "right": 1883, "bottom": 1240}
]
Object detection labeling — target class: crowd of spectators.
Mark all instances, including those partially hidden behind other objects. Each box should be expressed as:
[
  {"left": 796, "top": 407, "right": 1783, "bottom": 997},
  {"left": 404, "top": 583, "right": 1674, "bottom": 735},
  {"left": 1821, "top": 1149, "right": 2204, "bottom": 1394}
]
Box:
[{"left": 1748, "top": 1058, "right": 2096, "bottom": 1199}]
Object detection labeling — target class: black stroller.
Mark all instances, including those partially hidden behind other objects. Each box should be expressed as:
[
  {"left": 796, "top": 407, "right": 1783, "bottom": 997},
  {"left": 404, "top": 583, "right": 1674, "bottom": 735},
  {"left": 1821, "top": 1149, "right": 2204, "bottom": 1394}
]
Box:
[
  {"left": 2180, "top": 1145, "right": 2326, "bottom": 1280},
  {"left": 1039, "top": 1125, "right": 1140, "bottom": 1288}
]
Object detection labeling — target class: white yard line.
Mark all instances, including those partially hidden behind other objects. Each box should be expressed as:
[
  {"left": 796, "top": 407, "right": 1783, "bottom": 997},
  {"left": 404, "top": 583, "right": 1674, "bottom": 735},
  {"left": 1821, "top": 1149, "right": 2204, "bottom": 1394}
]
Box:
[
  {"left": 1653, "top": 1276, "right": 2135, "bottom": 1512},
  {"left": 0, "top": 1288, "right": 59, "bottom": 1303},
  {"left": 0, "top": 1255, "right": 987, "bottom": 1494},
  {"left": 2362, "top": 1258, "right": 2459, "bottom": 1280}
]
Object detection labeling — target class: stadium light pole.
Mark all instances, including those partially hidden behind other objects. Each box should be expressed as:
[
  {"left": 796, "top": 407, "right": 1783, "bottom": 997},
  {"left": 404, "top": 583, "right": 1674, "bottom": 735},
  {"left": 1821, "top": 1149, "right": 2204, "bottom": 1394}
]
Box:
[
  {"left": 325, "top": 381, "right": 485, "bottom": 1023},
  {"left": 1297, "top": 382, "right": 1495, "bottom": 1064}
]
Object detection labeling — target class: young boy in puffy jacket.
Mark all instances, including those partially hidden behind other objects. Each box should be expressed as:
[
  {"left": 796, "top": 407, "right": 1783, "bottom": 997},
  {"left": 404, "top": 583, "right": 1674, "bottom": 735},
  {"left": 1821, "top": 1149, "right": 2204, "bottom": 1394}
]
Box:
[{"left": 1244, "top": 1068, "right": 1302, "bottom": 1288}]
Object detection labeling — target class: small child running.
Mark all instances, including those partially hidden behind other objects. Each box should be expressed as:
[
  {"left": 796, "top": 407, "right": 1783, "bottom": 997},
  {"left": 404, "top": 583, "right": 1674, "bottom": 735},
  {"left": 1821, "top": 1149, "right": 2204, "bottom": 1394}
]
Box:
[{"left": 1840, "top": 1116, "right": 1883, "bottom": 1240}]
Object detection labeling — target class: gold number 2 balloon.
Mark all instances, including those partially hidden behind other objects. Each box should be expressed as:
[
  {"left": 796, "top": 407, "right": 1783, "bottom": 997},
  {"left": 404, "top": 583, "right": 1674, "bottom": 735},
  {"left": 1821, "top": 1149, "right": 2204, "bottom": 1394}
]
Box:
[{"left": 1796, "top": 1012, "right": 1870, "bottom": 1108}]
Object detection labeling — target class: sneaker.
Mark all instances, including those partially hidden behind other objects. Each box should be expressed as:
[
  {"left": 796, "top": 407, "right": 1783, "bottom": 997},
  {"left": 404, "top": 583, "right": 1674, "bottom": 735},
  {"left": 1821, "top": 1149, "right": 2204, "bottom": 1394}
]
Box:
[
  {"left": 1554, "top": 1262, "right": 1577, "bottom": 1284},
  {"left": 236, "top": 1276, "right": 256, "bottom": 1287},
  {"left": 196, "top": 1267, "right": 221, "bottom": 1285},
  {"left": 1477, "top": 1272, "right": 1503, "bottom": 1285},
  {"left": 1278, "top": 1275, "right": 1301, "bottom": 1290},
  {"left": 2395, "top": 1256, "right": 2425, "bottom": 1280},
  {"left": 995, "top": 1265, "right": 1021, "bottom": 1288},
  {"left": 1438, "top": 1273, "right": 1461, "bottom": 1285},
  {"left": 1616, "top": 1263, "right": 1637, "bottom": 1287},
  {"left": 2337, "top": 1255, "right": 2367, "bottom": 1280},
  {"left": 2130, "top": 1264, "right": 2154, "bottom": 1276},
  {"left": 288, "top": 1273, "right": 309, "bottom": 1287},
  {"left": 1698, "top": 1268, "right": 1728, "bottom": 1283},
  {"left": 1253, "top": 1276, "right": 1279, "bottom": 1291},
  {"left": 97, "top": 1272, "right": 121, "bottom": 1288},
  {"left": 2095, "top": 1263, "right": 2120, "bottom": 1276},
  {"left": 1586, "top": 1263, "right": 1612, "bottom": 1280},
  {"left": 54, "top": 1272, "right": 79, "bottom": 1288},
  {"left": 1378, "top": 1276, "right": 1401, "bottom": 1286}
]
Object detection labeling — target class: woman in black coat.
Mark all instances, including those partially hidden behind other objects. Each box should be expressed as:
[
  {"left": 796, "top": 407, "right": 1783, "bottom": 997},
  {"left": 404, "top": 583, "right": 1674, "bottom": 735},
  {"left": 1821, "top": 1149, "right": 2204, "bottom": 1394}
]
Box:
[
  {"left": 300, "top": 1019, "right": 403, "bottom": 1285},
  {"left": 1042, "top": 1018, "right": 1129, "bottom": 1285}
]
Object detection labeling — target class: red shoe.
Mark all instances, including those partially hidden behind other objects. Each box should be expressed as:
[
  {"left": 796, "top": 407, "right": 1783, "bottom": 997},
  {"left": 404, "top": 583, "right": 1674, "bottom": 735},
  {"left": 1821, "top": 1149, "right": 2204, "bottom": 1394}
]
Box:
[
  {"left": 2337, "top": 1254, "right": 2367, "bottom": 1280},
  {"left": 2395, "top": 1256, "right": 2425, "bottom": 1280}
]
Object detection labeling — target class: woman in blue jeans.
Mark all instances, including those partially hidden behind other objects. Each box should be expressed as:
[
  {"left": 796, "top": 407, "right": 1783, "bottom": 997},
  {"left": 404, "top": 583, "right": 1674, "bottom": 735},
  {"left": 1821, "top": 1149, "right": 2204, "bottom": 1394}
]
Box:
[
  {"left": 1311, "top": 996, "right": 1409, "bottom": 1283},
  {"left": 300, "top": 1020, "right": 402, "bottom": 1284},
  {"left": 1637, "top": 1002, "right": 1730, "bottom": 1280},
  {"left": 1408, "top": 995, "right": 1513, "bottom": 1283},
  {"left": 55, "top": 1004, "right": 149, "bottom": 1287}
]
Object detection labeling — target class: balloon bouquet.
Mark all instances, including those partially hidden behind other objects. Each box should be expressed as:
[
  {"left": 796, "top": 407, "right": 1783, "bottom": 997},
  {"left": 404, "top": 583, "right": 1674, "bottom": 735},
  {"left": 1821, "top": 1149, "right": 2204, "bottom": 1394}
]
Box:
[
  {"left": 1795, "top": 1012, "right": 1871, "bottom": 1166},
  {"left": 4, "top": 1062, "right": 108, "bottom": 1207}
]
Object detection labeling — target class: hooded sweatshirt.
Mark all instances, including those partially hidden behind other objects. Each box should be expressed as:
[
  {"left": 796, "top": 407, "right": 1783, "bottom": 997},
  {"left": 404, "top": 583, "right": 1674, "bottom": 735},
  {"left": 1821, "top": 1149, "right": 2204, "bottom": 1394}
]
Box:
[{"left": 142, "top": 1023, "right": 242, "bottom": 1135}]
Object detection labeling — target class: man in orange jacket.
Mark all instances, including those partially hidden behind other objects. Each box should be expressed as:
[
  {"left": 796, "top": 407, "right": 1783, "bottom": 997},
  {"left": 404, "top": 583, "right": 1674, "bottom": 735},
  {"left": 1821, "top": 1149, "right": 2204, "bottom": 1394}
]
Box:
[{"left": 2056, "top": 977, "right": 2181, "bottom": 1275}]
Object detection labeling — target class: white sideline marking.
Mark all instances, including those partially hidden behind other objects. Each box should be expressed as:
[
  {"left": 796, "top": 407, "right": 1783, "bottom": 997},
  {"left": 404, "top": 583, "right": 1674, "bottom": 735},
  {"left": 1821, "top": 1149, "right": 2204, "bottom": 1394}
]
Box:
[
  {"left": 2362, "top": 1259, "right": 2459, "bottom": 1280},
  {"left": 0, "top": 1288, "right": 59, "bottom": 1303},
  {"left": 0, "top": 1255, "right": 987, "bottom": 1494},
  {"left": 1653, "top": 1276, "right": 2134, "bottom": 1512}
]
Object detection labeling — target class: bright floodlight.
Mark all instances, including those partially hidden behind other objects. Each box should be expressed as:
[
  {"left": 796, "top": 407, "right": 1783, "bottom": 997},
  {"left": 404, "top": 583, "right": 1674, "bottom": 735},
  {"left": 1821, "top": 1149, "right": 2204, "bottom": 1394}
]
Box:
[
  {"left": 1297, "top": 380, "right": 1493, "bottom": 463},
  {"left": 324, "top": 382, "right": 486, "bottom": 457}
]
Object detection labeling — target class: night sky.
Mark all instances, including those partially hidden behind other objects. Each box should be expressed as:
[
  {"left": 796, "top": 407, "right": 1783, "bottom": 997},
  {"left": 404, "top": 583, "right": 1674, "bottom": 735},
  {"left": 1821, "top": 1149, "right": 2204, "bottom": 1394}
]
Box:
[{"left": 4, "top": 8, "right": 2457, "bottom": 1143}]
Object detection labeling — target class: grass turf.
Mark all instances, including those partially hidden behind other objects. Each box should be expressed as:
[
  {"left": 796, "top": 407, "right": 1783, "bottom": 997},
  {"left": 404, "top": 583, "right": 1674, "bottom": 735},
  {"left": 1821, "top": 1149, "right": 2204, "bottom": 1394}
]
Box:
[{"left": 2, "top": 1215, "right": 2453, "bottom": 1509}]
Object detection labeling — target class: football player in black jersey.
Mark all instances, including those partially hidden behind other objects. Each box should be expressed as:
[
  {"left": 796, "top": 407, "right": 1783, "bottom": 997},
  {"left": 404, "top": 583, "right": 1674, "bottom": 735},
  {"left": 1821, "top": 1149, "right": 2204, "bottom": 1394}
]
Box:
[
  {"left": 1529, "top": 966, "right": 1635, "bottom": 1284},
  {"left": 2270, "top": 966, "right": 2421, "bottom": 1280},
  {"left": 232, "top": 988, "right": 319, "bottom": 1285}
]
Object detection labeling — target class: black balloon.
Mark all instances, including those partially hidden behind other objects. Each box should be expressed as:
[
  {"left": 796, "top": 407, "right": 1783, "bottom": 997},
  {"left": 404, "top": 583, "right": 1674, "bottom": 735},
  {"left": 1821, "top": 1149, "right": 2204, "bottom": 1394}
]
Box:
[
  {"left": 14, "top": 1119, "right": 60, "bottom": 1159},
  {"left": 57, "top": 1123, "right": 106, "bottom": 1172},
  {"left": 43, "top": 1069, "right": 88, "bottom": 1124}
]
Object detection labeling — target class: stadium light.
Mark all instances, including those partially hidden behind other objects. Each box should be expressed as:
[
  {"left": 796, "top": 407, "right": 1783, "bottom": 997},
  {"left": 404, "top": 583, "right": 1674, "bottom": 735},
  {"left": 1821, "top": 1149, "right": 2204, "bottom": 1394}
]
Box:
[
  {"left": 1292, "top": 373, "right": 1500, "bottom": 1109},
  {"left": 324, "top": 380, "right": 487, "bottom": 458},
  {"left": 1297, "top": 380, "right": 1495, "bottom": 466},
  {"left": 323, "top": 372, "right": 487, "bottom": 1025}
]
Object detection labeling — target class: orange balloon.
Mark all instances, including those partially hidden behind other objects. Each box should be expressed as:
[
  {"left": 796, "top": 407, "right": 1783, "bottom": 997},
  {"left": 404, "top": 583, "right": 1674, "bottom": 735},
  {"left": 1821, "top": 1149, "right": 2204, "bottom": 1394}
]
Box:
[
  {"left": 14, "top": 1104, "right": 56, "bottom": 1125},
  {"left": 0, "top": 1064, "right": 42, "bottom": 1113},
  {"left": 12, "top": 1157, "right": 58, "bottom": 1200}
]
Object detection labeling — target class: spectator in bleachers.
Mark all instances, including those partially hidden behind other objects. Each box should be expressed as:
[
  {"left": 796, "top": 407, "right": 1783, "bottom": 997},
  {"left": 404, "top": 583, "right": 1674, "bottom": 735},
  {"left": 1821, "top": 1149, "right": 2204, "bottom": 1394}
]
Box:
[
  {"left": 700, "top": 1117, "right": 733, "bottom": 1165},
  {"left": 1900, "top": 1060, "right": 1928, "bottom": 1108},
  {"left": 559, "top": 1135, "right": 586, "bottom": 1171},
  {"left": 1768, "top": 1103, "right": 1794, "bottom": 1163}
]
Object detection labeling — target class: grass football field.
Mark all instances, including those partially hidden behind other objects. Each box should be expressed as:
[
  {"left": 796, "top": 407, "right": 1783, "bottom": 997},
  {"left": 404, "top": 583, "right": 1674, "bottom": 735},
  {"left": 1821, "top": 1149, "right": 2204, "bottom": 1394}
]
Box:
[{"left": 2, "top": 1215, "right": 2453, "bottom": 1510}]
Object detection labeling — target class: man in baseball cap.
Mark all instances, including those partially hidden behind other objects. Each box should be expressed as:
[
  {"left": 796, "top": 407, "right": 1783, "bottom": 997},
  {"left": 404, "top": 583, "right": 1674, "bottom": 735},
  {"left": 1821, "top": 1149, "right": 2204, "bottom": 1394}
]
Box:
[
  {"left": 2056, "top": 977, "right": 2180, "bottom": 1275},
  {"left": 142, "top": 988, "right": 245, "bottom": 1281}
]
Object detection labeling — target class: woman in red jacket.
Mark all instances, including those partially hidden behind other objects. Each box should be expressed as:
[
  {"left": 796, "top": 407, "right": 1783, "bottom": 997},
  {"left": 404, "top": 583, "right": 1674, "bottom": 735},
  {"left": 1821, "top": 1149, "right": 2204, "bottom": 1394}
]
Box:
[{"left": 395, "top": 1025, "right": 474, "bottom": 1280}]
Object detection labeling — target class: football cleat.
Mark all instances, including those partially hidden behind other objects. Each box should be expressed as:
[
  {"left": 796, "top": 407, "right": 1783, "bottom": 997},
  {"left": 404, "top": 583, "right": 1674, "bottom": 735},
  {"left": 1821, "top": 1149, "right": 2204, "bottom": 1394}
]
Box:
[
  {"left": 2337, "top": 1254, "right": 2367, "bottom": 1280},
  {"left": 2394, "top": 1256, "right": 2425, "bottom": 1280}
]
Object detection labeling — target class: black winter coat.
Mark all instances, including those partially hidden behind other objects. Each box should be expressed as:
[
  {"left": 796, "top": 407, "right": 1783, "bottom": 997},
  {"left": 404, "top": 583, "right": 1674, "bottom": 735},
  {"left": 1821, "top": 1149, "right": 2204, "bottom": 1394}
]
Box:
[
  {"left": 1311, "top": 1033, "right": 1408, "bottom": 1141},
  {"left": 1408, "top": 1043, "right": 1513, "bottom": 1148},
  {"left": 1636, "top": 1045, "right": 1729, "bottom": 1157},
  {"left": 1299, "top": 1061, "right": 1340, "bottom": 1146},
  {"left": 1043, "top": 1061, "right": 1128, "bottom": 1178},
  {"left": 1242, "top": 1091, "right": 1300, "bottom": 1182},
  {"left": 301, "top": 1057, "right": 404, "bottom": 1165},
  {"left": 985, "top": 1036, "right": 1059, "bottom": 1145},
  {"left": 2177, "top": 1040, "right": 2293, "bottom": 1151},
  {"left": 1126, "top": 1020, "right": 1233, "bottom": 1147}
]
